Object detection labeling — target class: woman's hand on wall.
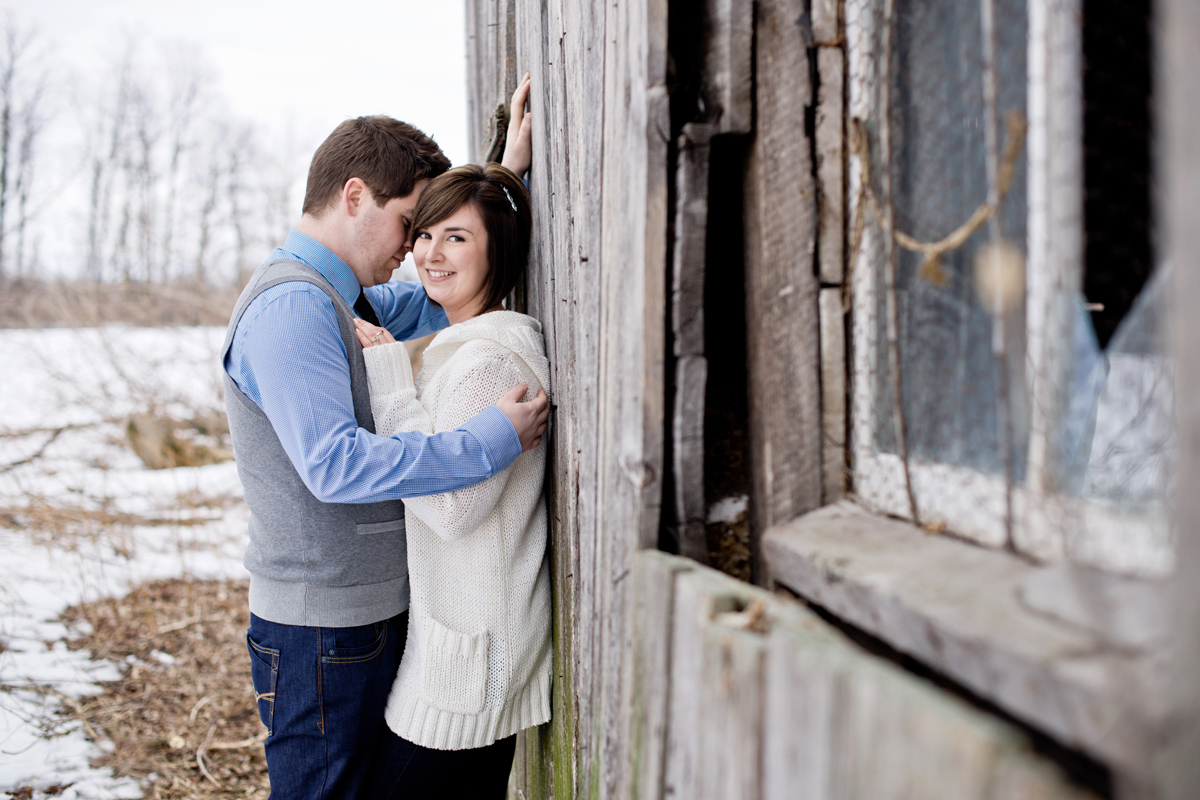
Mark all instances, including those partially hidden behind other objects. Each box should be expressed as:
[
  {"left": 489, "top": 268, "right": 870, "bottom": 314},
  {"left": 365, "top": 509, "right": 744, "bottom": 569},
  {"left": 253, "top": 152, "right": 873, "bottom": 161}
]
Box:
[{"left": 501, "top": 73, "right": 533, "bottom": 178}]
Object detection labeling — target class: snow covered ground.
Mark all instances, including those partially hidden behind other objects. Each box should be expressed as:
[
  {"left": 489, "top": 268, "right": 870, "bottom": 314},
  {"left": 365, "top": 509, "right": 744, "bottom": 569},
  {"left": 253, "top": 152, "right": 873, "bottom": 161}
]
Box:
[{"left": 0, "top": 327, "right": 248, "bottom": 799}]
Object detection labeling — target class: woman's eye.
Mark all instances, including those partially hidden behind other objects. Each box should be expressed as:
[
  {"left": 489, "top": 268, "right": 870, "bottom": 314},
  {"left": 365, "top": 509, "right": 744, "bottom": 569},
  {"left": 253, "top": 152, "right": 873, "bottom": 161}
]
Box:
[
  {"left": 417, "top": 231, "right": 431, "bottom": 240},
  {"left": 448, "top": 235, "right": 464, "bottom": 242}
]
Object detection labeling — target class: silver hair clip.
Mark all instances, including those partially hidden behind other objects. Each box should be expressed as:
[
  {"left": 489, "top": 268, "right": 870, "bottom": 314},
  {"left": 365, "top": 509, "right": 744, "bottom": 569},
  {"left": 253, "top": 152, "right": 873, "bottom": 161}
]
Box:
[{"left": 501, "top": 185, "right": 518, "bottom": 212}]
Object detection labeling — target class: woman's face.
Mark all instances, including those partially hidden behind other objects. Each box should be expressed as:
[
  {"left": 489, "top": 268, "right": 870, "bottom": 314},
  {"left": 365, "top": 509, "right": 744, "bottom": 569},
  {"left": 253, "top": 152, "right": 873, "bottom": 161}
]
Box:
[{"left": 413, "top": 202, "right": 491, "bottom": 324}]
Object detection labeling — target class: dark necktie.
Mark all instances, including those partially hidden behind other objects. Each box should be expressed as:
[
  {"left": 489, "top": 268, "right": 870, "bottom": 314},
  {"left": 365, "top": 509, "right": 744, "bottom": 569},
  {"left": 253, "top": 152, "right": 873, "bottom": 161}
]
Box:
[{"left": 354, "top": 291, "right": 381, "bottom": 327}]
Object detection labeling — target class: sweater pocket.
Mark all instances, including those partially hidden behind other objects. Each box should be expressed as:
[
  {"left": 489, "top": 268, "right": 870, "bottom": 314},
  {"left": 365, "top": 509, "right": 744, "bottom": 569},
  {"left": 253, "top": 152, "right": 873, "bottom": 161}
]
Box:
[{"left": 421, "top": 616, "right": 489, "bottom": 715}]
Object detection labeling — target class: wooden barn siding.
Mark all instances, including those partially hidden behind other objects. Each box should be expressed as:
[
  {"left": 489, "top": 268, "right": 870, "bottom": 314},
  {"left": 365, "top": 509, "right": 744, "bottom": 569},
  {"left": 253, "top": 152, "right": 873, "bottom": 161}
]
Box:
[
  {"left": 637, "top": 551, "right": 1092, "bottom": 800},
  {"left": 743, "top": 0, "right": 824, "bottom": 581},
  {"left": 466, "top": 0, "right": 1101, "bottom": 797},
  {"left": 468, "top": 0, "right": 669, "bottom": 796},
  {"left": 1164, "top": 0, "right": 1200, "bottom": 794}
]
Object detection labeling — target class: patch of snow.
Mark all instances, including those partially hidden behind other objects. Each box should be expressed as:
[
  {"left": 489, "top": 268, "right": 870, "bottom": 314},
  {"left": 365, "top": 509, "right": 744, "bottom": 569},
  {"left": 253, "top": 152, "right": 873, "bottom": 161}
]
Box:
[
  {"left": 707, "top": 494, "right": 749, "bottom": 525},
  {"left": 147, "top": 650, "right": 176, "bottom": 667},
  {"left": 0, "top": 327, "right": 249, "bottom": 798}
]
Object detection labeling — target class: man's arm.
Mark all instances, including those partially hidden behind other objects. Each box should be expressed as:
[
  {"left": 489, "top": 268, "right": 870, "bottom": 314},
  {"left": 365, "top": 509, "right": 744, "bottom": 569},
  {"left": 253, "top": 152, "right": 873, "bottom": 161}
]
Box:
[{"left": 227, "top": 285, "right": 520, "bottom": 503}]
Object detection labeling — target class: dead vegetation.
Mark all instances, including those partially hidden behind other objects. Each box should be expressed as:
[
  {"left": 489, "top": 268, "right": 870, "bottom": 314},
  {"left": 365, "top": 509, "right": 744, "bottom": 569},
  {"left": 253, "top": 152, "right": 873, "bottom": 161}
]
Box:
[
  {"left": 705, "top": 405, "right": 752, "bottom": 582},
  {"left": 0, "top": 279, "right": 241, "bottom": 329},
  {"left": 124, "top": 410, "right": 232, "bottom": 470},
  {"left": 0, "top": 407, "right": 233, "bottom": 549},
  {"left": 44, "top": 578, "right": 269, "bottom": 798}
]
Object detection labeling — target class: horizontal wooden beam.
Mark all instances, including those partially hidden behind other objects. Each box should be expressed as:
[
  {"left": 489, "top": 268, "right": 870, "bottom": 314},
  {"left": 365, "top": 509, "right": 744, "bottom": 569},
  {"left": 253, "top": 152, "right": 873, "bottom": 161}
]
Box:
[{"left": 763, "top": 501, "right": 1170, "bottom": 775}]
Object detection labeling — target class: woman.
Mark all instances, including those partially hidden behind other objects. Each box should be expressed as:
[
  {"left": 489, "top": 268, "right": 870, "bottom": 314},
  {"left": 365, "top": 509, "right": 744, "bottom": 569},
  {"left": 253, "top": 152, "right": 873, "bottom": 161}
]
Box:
[{"left": 354, "top": 160, "right": 550, "bottom": 799}]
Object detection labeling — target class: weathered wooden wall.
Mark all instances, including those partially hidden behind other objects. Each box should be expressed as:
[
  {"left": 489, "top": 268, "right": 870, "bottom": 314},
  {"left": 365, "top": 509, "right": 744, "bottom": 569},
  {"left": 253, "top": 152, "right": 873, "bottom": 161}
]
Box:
[
  {"left": 1163, "top": 0, "right": 1200, "bottom": 794},
  {"left": 743, "top": 0, "right": 824, "bottom": 584},
  {"left": 635, "top": 551, "right": 1091, "bottom": 800},
  {"left": 467, "top": 0, "right": 668, "bottom": 797},
  {"left": 465, "top": 1, "right": 1120, "bottom": 798}
]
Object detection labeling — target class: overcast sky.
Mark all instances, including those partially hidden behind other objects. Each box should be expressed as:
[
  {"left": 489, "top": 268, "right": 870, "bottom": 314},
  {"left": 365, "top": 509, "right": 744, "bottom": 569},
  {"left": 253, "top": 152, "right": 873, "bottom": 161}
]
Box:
[
  {"left": 2, "top": 0, "right": 470, "bottom": 163},
  {"left": 0, "top": 0, "right": 470, "bottom": 278}
]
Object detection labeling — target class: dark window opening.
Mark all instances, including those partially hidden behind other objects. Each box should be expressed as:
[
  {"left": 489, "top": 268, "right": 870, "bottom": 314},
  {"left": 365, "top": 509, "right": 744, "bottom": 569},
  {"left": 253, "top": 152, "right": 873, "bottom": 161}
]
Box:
[
  {"left": 662, "top": 0, "right": 753, "bottom": 579},
  {"left": 702, "top": 137, "right": 752, "bottom": 582},
  {"left": 1082, "top": 0, "right": 1154, "bottom": 349}
]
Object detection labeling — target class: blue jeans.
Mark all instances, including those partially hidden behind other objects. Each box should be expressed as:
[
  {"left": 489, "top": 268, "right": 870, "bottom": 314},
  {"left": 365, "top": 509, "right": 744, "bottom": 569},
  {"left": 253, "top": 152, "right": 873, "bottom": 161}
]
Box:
[{"left": 246, "top": 611, "right": 407, "bottom": 800}]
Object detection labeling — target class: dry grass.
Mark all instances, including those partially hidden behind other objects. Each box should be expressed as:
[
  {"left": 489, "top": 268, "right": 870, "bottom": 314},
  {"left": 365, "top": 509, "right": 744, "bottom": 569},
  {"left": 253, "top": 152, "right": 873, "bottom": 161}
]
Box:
[
  {"left": 704, "top": 404, "right": 752, "bottom": 582},
  {"left": 0, "top": 279, "right": 241, "bottom": 329},
  {"left": 0, "top": 487, "right": 239, "bottom": 558},
  {"left": 47, "top": 578, "right": 269, "bottom": 798},
  {"left": 708, "top": 515, "right": 752, "bottom": 583},
  {"left": 124, "top": 411, "right": 232, "bottom": 471}
]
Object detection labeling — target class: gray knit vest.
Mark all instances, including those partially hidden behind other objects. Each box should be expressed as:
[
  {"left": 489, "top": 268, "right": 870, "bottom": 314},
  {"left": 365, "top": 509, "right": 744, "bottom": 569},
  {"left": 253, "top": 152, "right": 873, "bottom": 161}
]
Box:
[{"left": 222, "top": 259, "right": 408, "bottom": 627}]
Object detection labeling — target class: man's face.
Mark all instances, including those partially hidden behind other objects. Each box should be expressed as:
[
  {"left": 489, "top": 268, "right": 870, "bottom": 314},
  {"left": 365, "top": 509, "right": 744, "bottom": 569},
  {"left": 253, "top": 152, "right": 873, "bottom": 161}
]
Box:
[{"left": 348, "top": 178, "right": 430, "bottom": 287}]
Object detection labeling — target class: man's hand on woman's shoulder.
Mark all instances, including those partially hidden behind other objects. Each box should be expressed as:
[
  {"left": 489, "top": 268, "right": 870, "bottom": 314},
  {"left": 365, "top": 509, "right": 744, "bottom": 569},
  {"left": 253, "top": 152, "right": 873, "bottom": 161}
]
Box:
[{"left": 497, "top": 383, "right": 549, "bottom": 452}]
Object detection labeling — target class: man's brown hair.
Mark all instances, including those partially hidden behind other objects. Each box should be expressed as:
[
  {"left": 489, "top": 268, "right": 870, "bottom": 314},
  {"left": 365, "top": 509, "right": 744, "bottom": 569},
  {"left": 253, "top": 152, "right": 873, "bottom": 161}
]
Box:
[
  {"left": 410, "top": 163, "right": 532, "bottom": 314},
  {"left": 301, "top": 116, "right": 451, "bottom": 216}
]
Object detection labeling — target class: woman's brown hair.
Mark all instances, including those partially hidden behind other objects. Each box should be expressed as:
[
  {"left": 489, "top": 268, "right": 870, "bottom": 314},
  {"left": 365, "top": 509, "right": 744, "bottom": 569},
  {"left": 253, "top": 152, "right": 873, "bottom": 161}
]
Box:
[{"left": 410, "top": 163, "right": 532, "bottom": 314}]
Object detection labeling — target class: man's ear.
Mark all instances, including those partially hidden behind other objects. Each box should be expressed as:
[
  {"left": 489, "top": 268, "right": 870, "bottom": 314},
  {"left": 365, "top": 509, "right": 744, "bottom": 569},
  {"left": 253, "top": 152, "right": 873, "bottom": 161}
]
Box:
[{"left": 343, "top": 178, "right": 367, "bottom": 217}]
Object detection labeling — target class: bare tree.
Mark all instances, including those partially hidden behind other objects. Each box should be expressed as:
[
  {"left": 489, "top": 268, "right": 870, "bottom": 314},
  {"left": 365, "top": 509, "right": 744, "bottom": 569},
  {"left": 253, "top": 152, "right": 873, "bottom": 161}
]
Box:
[
  {"left": 159, "top": 44, "right": 209, "bottom": 283},
  {"left": 13, "top": 69, "right": 46, "bottom": 277},
  {"left": 0, "top": 18, "right": 44, "bottom": 281},
  {"left": 85, "top": 46, "right": 135, "bottom": 281}
]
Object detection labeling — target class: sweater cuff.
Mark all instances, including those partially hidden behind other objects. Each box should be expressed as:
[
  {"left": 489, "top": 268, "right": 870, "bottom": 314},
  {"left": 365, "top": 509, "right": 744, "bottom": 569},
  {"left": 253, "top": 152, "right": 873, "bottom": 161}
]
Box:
[
  {"left": 460, "top": 405, "right": 523, "bottom": 474},
  {"left": 362, "top": 342, "right": 415, "bottom": 398}
]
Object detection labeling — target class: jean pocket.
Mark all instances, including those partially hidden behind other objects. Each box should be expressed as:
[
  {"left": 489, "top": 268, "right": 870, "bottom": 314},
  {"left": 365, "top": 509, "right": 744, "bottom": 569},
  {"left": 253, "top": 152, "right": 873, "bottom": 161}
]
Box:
[
  {"left": 421, "top": 617, "right": 489, "bottom": 715},
  {"left": 246, "top": 632, "right": 279, "bottom": 736},
  {"left": 323, "top": 621, "right": 387, "bottom": 664}
]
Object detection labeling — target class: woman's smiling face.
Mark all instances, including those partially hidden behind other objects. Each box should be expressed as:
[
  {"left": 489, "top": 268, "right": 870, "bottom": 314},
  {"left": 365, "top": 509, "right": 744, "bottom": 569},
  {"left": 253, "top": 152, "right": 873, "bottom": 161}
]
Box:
[{"left": 413, "top": 202, "right": 492, "bottom": 324}]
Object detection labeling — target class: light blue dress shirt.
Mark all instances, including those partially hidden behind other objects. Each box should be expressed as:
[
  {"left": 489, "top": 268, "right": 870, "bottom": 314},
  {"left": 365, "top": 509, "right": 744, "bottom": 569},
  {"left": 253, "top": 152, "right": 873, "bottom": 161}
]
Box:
[{"left": 224, "top": 230, "right": 523, "bottom": 503}]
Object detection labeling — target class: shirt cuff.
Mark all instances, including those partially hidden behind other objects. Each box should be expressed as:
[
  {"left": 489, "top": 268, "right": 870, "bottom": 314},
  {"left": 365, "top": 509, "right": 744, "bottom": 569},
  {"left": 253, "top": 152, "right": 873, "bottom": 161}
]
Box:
[{"left": 460, "top": 404, "right": 523, "bottom": 474}]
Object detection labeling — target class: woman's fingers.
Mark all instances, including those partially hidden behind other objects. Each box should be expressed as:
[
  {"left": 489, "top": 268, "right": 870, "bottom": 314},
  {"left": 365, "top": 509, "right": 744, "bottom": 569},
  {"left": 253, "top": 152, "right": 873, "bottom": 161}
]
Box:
[
  {"left": 510, "top": 72, "right": 530, "bottom": 123},
  {"left": 501, "top": 74, "right": 534, "bottom": 177},
  {"left": 499, "top": 72, "right": 532, "bottom": 176},
  {"left": 353, "top": 318, "right": 391, "bottom": 348}
]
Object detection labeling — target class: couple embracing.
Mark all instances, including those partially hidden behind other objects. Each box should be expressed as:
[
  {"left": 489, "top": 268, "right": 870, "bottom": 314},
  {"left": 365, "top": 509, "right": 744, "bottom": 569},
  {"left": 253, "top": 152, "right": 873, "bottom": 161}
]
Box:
[{"left": 222, "top": 77, "right": 550, "bottom": 798}]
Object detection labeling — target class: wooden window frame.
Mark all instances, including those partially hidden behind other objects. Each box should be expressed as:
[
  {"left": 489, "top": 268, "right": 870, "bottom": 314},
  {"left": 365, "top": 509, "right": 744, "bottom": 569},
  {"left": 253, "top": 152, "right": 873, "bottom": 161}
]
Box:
[{"left": 845, "top": 0, "right": 1171, "bottom": 577}]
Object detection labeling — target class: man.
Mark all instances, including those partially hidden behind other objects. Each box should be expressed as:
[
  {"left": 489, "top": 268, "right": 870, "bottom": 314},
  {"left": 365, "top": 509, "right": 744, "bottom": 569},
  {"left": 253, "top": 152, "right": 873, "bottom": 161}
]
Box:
[{"left": 222, "top": 100, "right": 541, "bottom": 798}]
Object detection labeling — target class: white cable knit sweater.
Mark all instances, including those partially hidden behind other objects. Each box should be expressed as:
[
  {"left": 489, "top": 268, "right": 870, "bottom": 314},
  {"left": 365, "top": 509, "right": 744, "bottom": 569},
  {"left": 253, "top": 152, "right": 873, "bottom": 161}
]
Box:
[{"left": 363, "top": 310, "right": 552, "bottom": 751}]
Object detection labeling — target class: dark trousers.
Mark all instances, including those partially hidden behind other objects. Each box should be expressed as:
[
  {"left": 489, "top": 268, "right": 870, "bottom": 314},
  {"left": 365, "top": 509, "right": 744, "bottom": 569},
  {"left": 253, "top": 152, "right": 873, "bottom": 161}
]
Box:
[
  {"left": 246, "top": 611, "right": 407, "bottom": 800},
  {"left": 366, "top": 726, "right": 517, "bottom": 799}
]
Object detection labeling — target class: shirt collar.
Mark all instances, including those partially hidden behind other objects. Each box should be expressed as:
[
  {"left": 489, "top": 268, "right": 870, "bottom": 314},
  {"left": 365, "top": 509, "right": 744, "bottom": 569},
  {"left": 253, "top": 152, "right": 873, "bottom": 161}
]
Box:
[{"left": 272, "top": 230, "right": 362, "bottom": 306}]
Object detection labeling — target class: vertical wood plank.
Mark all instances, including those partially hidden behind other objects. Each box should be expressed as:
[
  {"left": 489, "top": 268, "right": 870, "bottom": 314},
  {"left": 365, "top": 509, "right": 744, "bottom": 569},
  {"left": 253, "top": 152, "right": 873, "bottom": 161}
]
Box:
[
  {"left": 506, "top": 0, "right": 597, "bottom": 795},
  {"left": 812, "top": 0, "right": 841, "bottom": 44},
  {"left": 554, "top": 0, "right": 607, "bottom": 794},
  {"left": 700, "top": 0, "right": 754, "bottom": 134},
  {"left": 743, "top": 0, "right": 822, "bottom": 580},
  {"left": 1162, "top": 0, "right": 1200, "bottom": 795},
  {"left": 466, "top": 0, "right": 518, "bottom": 162},
  {"left": 663, "top": 570, "right": 742, "bottom": 800},
  {"left": 673, "top": 354, "right": 710, "bottom": 562},
  {"left": 629, "top": 551, "right": 695, "bottom": 800},
  {"left": 816, "top": 47, "right": 845, "bottom": 285},
  {"left": 697, "top": 622, "right": 765, "bottom": 799},
  {"left": 595, "top": 0, "right": 670, "bottom": 796},
  {"left": 672, "top": 123, "right": 715, "bottom": 564},
  {"left": 819, "top": 288, "right": 847, "bottom": 503}
]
